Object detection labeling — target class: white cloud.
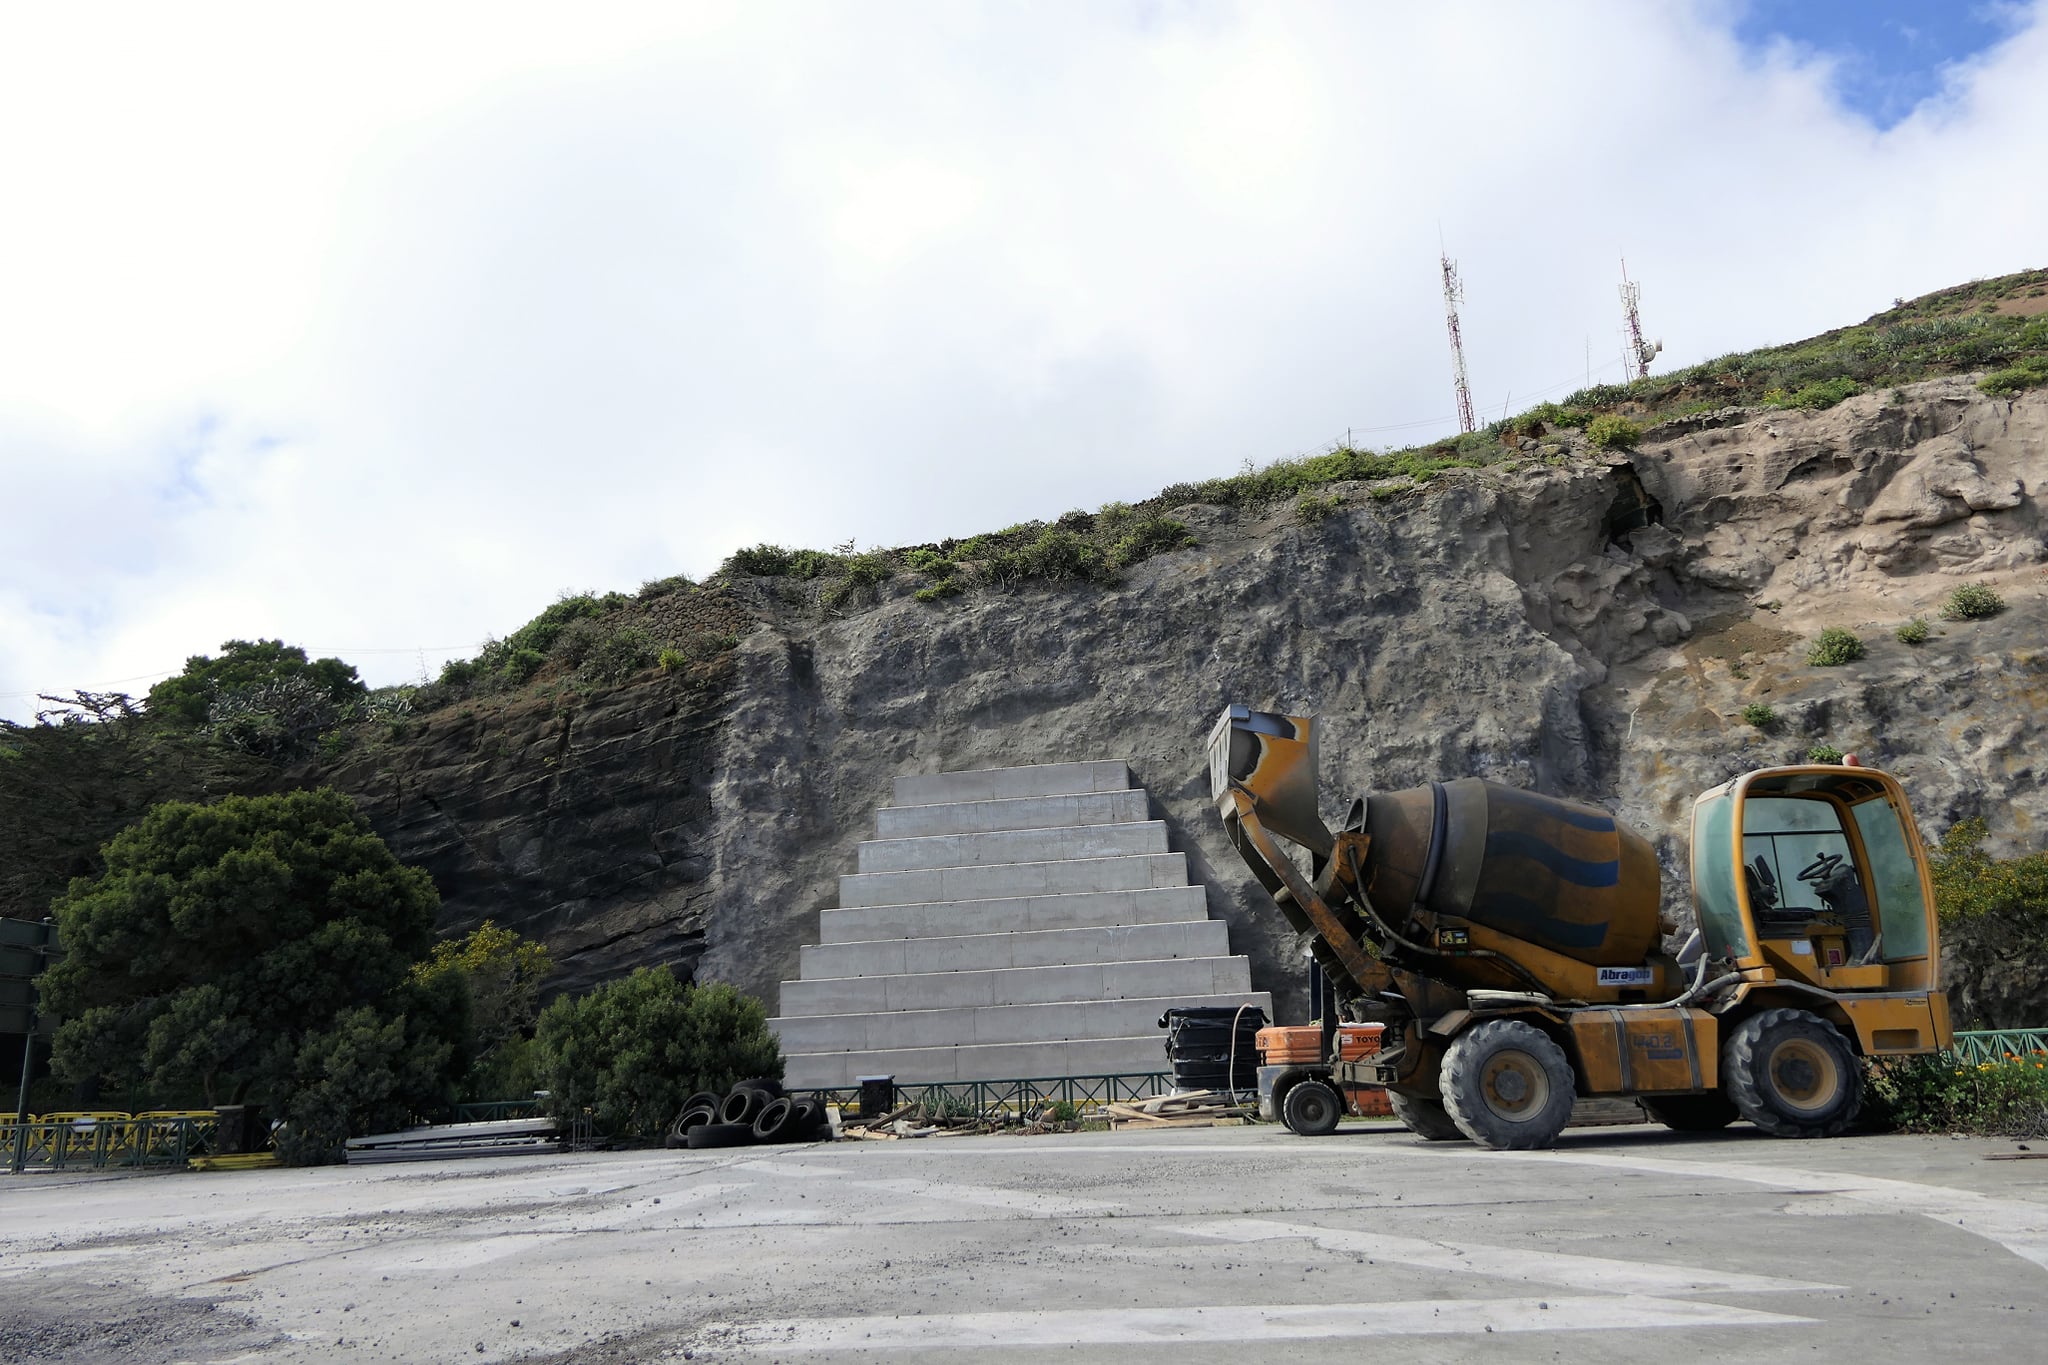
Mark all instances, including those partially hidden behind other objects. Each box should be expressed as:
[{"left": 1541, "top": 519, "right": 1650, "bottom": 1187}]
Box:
[{"left": 3, "top": 0, "right": 2044, "bottom": 716}]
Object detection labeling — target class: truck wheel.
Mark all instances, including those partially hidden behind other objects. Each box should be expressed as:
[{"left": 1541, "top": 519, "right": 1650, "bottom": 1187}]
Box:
[
  {"left": 1642, "top": 1093, "right": 1740, "bottom": 1132},
  {"left": 1439, "top": 1019, "right": 1576, "bottom": 1150},
  {"left": 1281, "top": 1080, "right": 1343, "bottom": 1136},
  {"left": 1388, "top": 1091, "right": 1465, "bottom": 1141},
  {"left": 1723, "top": 1008, "right": 1862, "bottom": 1138}
]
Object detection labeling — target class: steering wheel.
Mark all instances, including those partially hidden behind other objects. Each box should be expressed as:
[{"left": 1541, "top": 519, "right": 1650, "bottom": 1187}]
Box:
[{"left": 1798, "top": 852, "right": 1844, "bottom": 883}]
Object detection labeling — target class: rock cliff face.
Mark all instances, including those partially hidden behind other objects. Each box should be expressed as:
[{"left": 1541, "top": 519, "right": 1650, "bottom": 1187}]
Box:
[{"left": 322, "top": 379, "right": 2047, "bottom": 1025}]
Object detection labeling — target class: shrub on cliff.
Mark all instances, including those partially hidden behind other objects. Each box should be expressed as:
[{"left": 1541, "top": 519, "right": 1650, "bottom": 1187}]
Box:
[
  {"left": 1895, "top": 617, "right": 1931, "bottom": 645},
  {"left": 1584, "top": 414, "right": 1642, "bottom": 450},
  {"left": 534, "top": 968, "right": 782, "bottom": 1139},
  {"left": 1980, "top": 356, "right": 2048, "bottom": 397},
  {"left": 1807, "top": 627, "right": 1865, "bottom": 666},
  {"left": 1739, "top": 703, "right": 1777, "bottom": 729},
  {"left": 1941, "top": 583, "right": 2005, "bottom": 620}
]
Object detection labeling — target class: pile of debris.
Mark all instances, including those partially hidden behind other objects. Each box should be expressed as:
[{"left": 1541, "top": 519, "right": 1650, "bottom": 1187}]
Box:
[{"left": 1104, "top": 1090, "right": 1252, "bottom": 1132}]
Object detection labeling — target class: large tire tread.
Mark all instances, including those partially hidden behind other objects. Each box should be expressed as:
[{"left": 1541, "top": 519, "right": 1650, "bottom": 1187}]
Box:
[
  {"left": 1723, "top": 1007, "right": 1862, "bottom": 1138},
  {"left": 1439, "top": 1018, "right": 1577, "bottom": 1151}
]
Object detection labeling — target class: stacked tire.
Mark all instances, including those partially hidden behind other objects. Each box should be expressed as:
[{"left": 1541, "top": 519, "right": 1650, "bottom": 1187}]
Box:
[{"left": 668, "top": 1078, "right": 831, "bottom": 1150}]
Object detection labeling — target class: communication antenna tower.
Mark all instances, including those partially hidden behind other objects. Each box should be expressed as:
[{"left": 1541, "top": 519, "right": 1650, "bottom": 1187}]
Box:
[
  {"left": 1619, "top": 257, "right": 1663, "bottom": 380},
  {"left": 1441, "top": 253, "right": 1477, "bottom": 435}
]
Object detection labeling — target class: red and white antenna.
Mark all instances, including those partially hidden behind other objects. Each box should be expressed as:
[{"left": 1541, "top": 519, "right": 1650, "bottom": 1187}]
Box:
[
  {"left": 1619, "top": 257, "right": 1662, "bottom": 381},
  {"left": 1441, "top": 252, "right": 1476, "bottom": 435}
]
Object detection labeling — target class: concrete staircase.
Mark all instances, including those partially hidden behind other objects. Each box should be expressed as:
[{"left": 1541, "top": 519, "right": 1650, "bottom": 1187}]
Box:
[{"left": 771, "top": 760, "right": 1271, "bottom": 1088}]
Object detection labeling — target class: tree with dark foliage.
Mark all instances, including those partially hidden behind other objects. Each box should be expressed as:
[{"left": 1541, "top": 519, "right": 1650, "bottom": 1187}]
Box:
[{"left": 37, "top": 788, "right": 468, "bottom": 1162}]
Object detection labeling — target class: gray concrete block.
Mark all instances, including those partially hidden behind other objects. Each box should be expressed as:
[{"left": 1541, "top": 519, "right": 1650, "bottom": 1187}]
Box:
[
  {"left": 780, "top": 1033, "right": 1181, "bottom": 1089},
  {"left": 779, "top": 956, "right": 1248, "bottom": 1017},
  {"left": 800, "top": 919, "right": 1231, "bottom": 978},
  {"left": 856, "top": 821, "right": 1168, "bottom": 874},
  {"left": 893, "top": 760, "right": 1130, "bottom": 807},
  {"left": 837, "top": 853, "right": 1189, "bottom": 910},
  {"left": 875, "top": 789, "right": 1150, "bottom": 839},
  {"left": 818, "top": 885, "right": 1209, "bottom": 943},
  {"left": 767, "top": 991, "right": 1272, "bottom": 1055}
]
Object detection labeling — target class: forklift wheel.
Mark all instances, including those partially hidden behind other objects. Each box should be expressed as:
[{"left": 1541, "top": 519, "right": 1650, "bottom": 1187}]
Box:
[
  {"left": 1723, "top": 1008, "right": 1862, "bottom": 1138},
  {"left": 1281, "top": 1080, "right": 1343, "bottom": 1136}
]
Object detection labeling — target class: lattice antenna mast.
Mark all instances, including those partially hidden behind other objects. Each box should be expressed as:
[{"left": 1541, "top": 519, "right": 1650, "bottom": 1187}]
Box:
[
  {"left": 1619, "top": 257, "right": 1662, "bottom": 381},
  {"left": 1441, "top": 253, "right": 1476, "bottom": 435}
]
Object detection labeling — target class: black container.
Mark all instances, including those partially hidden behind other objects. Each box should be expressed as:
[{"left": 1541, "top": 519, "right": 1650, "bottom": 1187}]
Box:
[
  {"left": 1160, "top": 1005, "right": 1267, "bottom": 1093},
  {"left": 857, "top": 1074, "right": 895, "bottom": 1119}
]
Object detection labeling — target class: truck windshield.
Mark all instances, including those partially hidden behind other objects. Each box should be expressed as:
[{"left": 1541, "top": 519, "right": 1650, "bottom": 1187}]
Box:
[{"left": 1742, "top": 797, "right": 1853, "bottom": 920}]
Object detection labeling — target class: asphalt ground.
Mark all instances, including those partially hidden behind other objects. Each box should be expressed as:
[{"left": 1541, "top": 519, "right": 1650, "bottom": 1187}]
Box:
[{"left": 3, "top": 1119, "right": 2046, "bottom": 1363}]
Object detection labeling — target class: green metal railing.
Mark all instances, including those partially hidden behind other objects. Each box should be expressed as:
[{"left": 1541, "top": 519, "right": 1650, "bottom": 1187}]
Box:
[
  {"left": 1948, "top": 1029, "right": 2048, "bottom": 1065},
  {"left": 796, "top": 1072, "right": 1175, "bottom": 1120},
  {"left": 4, "top": 1113, "right": 221, "bottom": 1172}
]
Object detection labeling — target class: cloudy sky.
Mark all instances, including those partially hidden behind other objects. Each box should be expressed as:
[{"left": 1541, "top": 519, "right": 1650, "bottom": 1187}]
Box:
[{"left": 3, "top": 1, "right": 2043, "bottom": 718}]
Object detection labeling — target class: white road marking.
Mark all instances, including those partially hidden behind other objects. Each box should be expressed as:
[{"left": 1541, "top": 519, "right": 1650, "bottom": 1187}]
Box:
[
  {"left": 1180, "top": 1217, "right": 1839, "bottom": 1295},
  {"left": 696, "top": 1294, "right": 1812, "bottom": 1350},
  {"left": 847, "top": 1177, "right": 1120, "bottom": 1217},
  {"left": 1475, "top": 1149, "right": 2048, "bottom": 1272}
]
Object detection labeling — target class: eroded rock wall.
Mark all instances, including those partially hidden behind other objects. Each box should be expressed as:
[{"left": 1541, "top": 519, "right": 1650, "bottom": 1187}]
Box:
[{"left": 325, "top": 379, "right": 2048, "bottom": 1026}]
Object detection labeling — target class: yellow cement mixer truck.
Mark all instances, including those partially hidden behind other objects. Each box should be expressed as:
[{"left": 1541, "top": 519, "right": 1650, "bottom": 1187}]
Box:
[{"left": 1210, "top": 705, "right": 1952, "bottom": 1149}]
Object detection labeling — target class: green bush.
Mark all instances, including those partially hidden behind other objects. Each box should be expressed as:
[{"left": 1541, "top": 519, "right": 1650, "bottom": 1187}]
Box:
[
  {"left": 1806, "top": 743, "right": 1844, "bottom": 764},
  {"left": 725, "top": 544, "right": 796, "bottom": 576},
  {"left": 1584, "top": 414, "right": 1642, "bottom": 450},
  {"left": 904, "top": 547, "right": 954, "bottom": 575},
  {"left": 657, "top": 647, "right": 687, "bottom": 672},
  {"left": 637, "top": 574, "right": 692, "bottom": 600},
  {"left": 1807, "top": 627, "right": 1865, "bottom": 666},
  {"left": 533, "top": 968, "right": 782, "bottom": 1140},
  {"left": 1895, "top": 617, "right": 1930, "bottom": 645},
  {"left": 1739, "top": 703, "right": 1777, "bottom": 729},
  {"left": 821, "top": 551, "right": 891, "bottom": 610},
  {"left": 1296, "top": 492, "right": 1344, "bottom": 523},
  {"left": 579, "top": 627, "right": 655, "bottom": 685},
  {"left": 1776, "top": 377, "right": 1862, "bottom": 411},
  {"left": 1866, "top": 1053, "right": 2048, "bottom": 1137},
  {"left": 1940, "top": 583, "right": 2005, "bottom": 620},
  {"left": 983, "top": 528, "right": 1109, "bottom": 586},
  {"left": 1107, "top": 517, "right": 1196, "bottom": 569},
  {"left": 501, "top": 647, "right": 547, "bottom": 683},
  {"left": 1980, "top": 356, "right": 2048, "bottom": 397},
  {"left": 914, "top": 580, "right": 963, "bottom": 604}
]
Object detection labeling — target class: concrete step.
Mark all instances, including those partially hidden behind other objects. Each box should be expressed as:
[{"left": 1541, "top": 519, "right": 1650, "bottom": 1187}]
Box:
[
  {"left": 876, "top": 788, "right": 1150, "bottom": 840},
  {"left": 769, "top": 991, "right": 1268, "bottom": 1055},
  {"left": 838, "top": 852, "right": 1189, "bottom": 910},
  {"left": 856, "top": 820, "right": 1168, "bottom": 875},
  {"left": 782, "top": 1034, "right": 1182, "bottom": 1089},
  {"left": 893, "top": 760, "right": 1131, "bottom": 807},
  {"left": 820, "top": 885, "right": 1209, "bottom": 943},
  {"left": 801, "top": 918, "right": 1231, "bottom": 978},
  {"left": 780, "top": 955, "right": 1254, "bottom": 1017}
]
